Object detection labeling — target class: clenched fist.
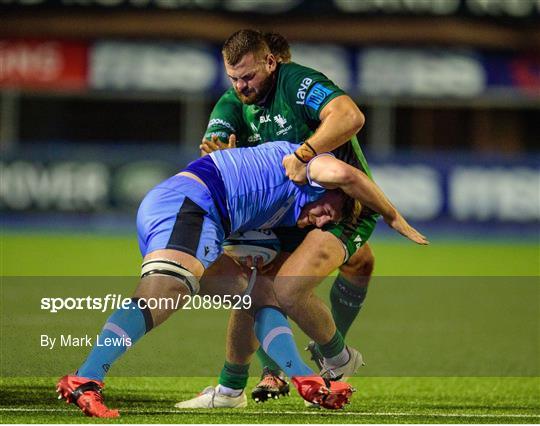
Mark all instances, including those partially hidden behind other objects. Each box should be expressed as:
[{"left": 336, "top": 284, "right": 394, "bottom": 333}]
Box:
[{"left": 282, "top": 153, "right": 308, "bottom": 184}]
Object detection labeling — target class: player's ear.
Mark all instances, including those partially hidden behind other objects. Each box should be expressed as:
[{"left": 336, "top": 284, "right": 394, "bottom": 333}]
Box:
[{"left": 266, "top": 53, "right": 277, "bottom": 72}]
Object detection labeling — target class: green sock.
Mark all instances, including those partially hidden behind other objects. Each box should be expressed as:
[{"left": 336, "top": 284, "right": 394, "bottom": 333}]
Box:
[
  {"left": 330, "top": 274, "right": 368, "bottom": 337},
  {"left": 255, "top": 347, "right": 282, "bottom": 374},
  {"left": 318, "top": 330, "right": 345, "bottom": 358},
  {"left": 218, "top": 361, "right": 249, "bottom": 390}
]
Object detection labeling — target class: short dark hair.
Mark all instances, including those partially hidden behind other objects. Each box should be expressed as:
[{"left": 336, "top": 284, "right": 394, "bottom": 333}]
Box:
[
  {"left": 263, "top": 31, "right": 291, "bottom": 63},
  {"left": 222, "top": 29, "right": 270, "bottom": 65}
]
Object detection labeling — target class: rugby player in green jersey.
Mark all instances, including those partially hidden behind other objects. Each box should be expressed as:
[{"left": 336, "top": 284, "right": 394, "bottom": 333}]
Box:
[{"left": 178, "top": 30, "right": 380, "bottom": 408}]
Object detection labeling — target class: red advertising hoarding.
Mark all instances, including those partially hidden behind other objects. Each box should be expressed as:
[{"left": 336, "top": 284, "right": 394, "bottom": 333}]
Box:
[{"left": 0, "top": 39, "right": 88, "bottom": 90}]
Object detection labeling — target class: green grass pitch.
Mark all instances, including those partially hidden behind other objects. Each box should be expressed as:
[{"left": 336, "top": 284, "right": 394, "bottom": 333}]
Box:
[
  {"left": 1, "top": 233, "right": 539, "bottom": 423},
  {"left": 1, "top": 377, "right": 538, "bottom": 423}
]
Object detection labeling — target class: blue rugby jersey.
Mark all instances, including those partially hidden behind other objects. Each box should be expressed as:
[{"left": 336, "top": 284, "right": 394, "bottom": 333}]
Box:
[
  {"left": 210, "top": 141, "right": 325, "bottom": 233},
  {"left": 185, "top": 141, "right": 325, "bottom": 234}
]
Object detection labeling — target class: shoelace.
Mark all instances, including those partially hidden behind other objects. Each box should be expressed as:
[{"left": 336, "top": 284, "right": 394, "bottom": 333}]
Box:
[
  {"left": 320, "top": 349, "right": 352, "bottom": 380},
  {"left": 259, "top": 368, "right": 286, "bottom": 388},
  {"left": 260, "top": 375, "right": 281, "bottom": 387},
  {"left": 320, "top": 367, "right": 338, "bottom": 379}
]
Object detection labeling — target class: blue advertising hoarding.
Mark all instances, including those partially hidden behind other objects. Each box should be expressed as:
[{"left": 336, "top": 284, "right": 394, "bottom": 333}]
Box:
[{"left": 1, "top": 146, "right": 538, "bottom": 237}]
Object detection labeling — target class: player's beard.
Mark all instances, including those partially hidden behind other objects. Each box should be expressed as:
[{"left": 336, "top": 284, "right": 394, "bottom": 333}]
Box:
[{"left": 237, "top": 73, "right": 275, "bottom": 105}]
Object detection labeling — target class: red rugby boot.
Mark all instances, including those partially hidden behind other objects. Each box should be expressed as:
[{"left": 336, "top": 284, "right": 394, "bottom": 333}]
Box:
[
  {"left": 322, "top": 380, "right": 355, "bottom": 409},
  {"left": 291, "top": 376, "right": 329, "bottom": 406},
  {"left": 292, "top": 376, "right": 355, "bottom": 409},
  {"left": 56, "top": 375, "right": 119, "bottom": 418}
]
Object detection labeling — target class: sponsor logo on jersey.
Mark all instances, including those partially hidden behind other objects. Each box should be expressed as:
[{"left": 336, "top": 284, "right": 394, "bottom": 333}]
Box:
[
  {"left": 276, "top": 125, "right": 293, "bottom": 136},
  {"left": 305, "top": 83, "right": 334, "bottom": 110},
  {"left": 248, "top": 122, "right": 261, "bottom": 143},
  {"left": 353, "top": 235, "right": 363, "bottom": 249},
  {"left": 207, "top": 118, "right": 236, "bottom": 132},
  {"left": 248, "top": 134, "right": 261, "bottom": 143},
  {"left": 205, "top": 131, "right": 229, "bottom": 141},
  {"left": 260, "top": 114, "right": 271, "bottom": 123},
  {"left": 296, "top": 77, "right": 313, "bottom": 105}
]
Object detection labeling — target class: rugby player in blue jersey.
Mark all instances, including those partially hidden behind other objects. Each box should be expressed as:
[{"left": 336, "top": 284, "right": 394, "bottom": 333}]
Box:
[
  {"left": 56, "top": 142, "right": 427, "bottom": 417},
  {"left": 197, "top": 30, "right": 378, "bottom": 404}
]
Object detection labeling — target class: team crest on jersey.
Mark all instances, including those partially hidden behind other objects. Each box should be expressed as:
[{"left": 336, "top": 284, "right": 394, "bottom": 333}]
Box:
[
  {"left": 273, "top": 114, "right": 292, "bottom": 136},
  {"left": 273, "top": 114, "right": 287, "bottom": 128}
]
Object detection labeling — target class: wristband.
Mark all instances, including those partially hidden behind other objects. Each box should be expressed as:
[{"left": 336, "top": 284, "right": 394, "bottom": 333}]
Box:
[
  {"left": 293, "top": 151, "right": 309, "bottom": 164},
  {"left": 303, "top": 141, "right": 318, "bottom": 156},
  {"left": 295, "top": 142, "right": 317, "bottom": 163}
]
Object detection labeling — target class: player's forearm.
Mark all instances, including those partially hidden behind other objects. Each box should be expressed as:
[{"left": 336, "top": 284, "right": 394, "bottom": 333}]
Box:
[
  {"left": 309, "top": 108, "right": 364, "bottom": 152},
  {"left": 341, "top": 169, "right": 398, "bottom": 221},
  {"left": 294, "top": 96, "right": 364, "bottom": 162},
  {"left": 309, "top": 156, "right": 397, "bottom": 221}
]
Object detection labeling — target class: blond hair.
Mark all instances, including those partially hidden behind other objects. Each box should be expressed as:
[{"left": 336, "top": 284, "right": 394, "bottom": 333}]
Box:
[{"left": 342, "top": 196, "right": 363, "bottom": 225}]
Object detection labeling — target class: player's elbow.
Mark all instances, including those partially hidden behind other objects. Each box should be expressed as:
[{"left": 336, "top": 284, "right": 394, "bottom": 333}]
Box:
[{"left": 348, "top": 108, "right": 365, "bottom": 134}]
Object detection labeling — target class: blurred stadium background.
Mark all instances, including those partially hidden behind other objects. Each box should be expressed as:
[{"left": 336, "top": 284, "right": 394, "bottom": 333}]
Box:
[{"left": 0, "top": 0, "right": 539, "bottom": 242}]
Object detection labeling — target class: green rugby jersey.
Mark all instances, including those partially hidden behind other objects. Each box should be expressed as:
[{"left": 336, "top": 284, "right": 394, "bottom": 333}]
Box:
[
  {"left": 205, "top": 62, "right": 372, "bottom": 177},
  {"left": 204, "top": 88, "right": 255, "bottom": 145},
  {"left": 205, "top": 62, "right": 377, "bottom": 256}
]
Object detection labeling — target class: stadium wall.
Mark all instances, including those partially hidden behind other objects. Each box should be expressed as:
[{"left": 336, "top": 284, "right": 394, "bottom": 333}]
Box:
[{"left": 1, "top": 144, "right": 538, "bottom": 239}]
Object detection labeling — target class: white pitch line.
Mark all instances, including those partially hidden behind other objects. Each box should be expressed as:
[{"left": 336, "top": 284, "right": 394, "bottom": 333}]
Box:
[{"left": 0, "top": 407, "right": 538, "bottom": 419}]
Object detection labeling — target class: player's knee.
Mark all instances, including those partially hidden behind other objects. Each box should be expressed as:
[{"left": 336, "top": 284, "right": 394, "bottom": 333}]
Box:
[
  {"left": 307, "top": 243, "right": 340, "bottom": 270},
  {"left": 340, "top": 245, "right": 375, "bottom": 282},
  {"left": 358, "top": 247, "right": 375, "bottom": 276},
  {"left": 140, "top": 258, "right": 200, "bottom": 296},
  {"left": 272, "top": 277, "right": 310, "bottom": 314},
  {"left": 274, "top": 295, "right": 296, "bottom": 314}
]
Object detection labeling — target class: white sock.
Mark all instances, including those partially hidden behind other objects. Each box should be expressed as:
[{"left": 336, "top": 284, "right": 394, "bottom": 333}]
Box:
[
  {"left": 216, "top": 384, "right": 243, "bottom": 397},
  {"left": 323, "top": 347, "right": 350, "bottom": 369}
]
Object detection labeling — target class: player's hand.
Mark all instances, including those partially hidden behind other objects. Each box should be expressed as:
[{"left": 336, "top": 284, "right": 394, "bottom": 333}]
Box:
[
  {"left": 283, "top": 153, "right": 308, "bottom": 184},
  {"left": 385, "top": 213, "right": 429, "bottom": 245},
  {"left": 200, "top": 134, "right": 237, "bottom": 155}
]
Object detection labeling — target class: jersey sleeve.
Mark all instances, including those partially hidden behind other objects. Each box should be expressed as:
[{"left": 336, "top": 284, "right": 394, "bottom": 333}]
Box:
[
  {"left": 204, "top": 90, "right": 244, "bottom": 144},
  {"left": 282, "top": 63, "right": 346, "bottom": 122}
]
